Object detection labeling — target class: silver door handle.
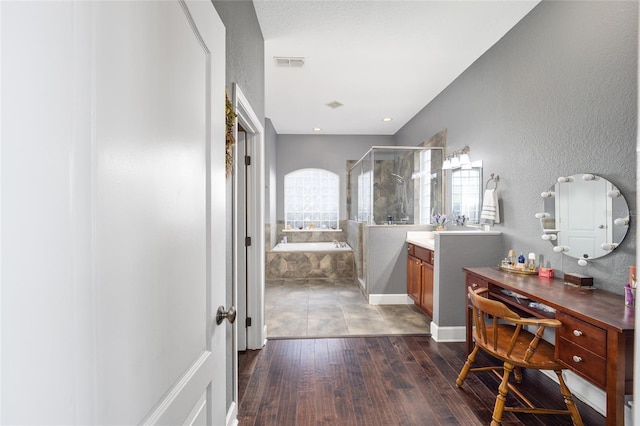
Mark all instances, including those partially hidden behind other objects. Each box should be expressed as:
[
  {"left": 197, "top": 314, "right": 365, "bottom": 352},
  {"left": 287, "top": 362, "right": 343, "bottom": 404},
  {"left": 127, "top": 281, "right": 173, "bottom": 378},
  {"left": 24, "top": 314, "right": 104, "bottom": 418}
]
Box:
[{"left": 216, "top": 305, "right": 237, "bottom": 325}]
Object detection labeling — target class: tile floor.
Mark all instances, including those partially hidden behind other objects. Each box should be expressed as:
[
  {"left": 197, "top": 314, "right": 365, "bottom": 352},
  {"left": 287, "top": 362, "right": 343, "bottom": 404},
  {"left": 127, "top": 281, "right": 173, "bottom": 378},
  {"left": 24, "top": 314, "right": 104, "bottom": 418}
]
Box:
[{"left": 265, "top": 278, "right": 431, "bottom": 338}]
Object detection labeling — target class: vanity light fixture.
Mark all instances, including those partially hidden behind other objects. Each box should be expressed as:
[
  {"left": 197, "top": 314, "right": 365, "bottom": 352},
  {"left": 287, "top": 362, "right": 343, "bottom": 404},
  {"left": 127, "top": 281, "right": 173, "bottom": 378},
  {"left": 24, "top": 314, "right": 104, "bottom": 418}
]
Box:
[
  {"left": 608, "top": 189, "right": 621, "bottom": 198},
  {"left": 614, "top": 217, "right": 630, "bottom": 226},
  {"left": 582, "top": 174, "right": 599, "bottom": 181},
  {"left": 541, "top": 234, "right": 557, "bottom": 241},
  {"left": 441, "top": 146, "right": 471, "bottom": 170},
  {"left": 578, "top": 259, "right": 588, "bottom": 267},
  {"left": 557, "top": 176, "right": 575, "bottom": 183},
  {"left": 601, "top": 243, "right": 619, "bottom": 251},
  {"left": 540, "top": 191, "right": 555, "bottom": 198},
  {"left": 553, "top": 246, "right": 570, "bottom": 253},
  {"left": 534, "top": 212, "right": 550, "bottom": 219}
]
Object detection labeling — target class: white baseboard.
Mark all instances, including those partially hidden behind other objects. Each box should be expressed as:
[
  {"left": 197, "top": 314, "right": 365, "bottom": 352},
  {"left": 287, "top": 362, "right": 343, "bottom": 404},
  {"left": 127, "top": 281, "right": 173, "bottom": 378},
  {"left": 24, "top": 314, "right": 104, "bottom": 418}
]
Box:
[
  {"left": 368, "top": 293, "right": 413, "bottom": 305},
  {"left": 536, "top": 361, "right": 633, "bottom": 424},
  {"left": 430, "top": 321, "right": 466, "bottom": 342},
  {"left": 540, "top": 369, "right": 608, "bottom": 415}
]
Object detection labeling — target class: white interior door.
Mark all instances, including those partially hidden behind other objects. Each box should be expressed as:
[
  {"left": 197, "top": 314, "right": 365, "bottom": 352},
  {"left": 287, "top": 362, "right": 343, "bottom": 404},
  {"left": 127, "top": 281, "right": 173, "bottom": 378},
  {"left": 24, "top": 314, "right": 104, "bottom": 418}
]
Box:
[{"left": 1, "top": 1, "right": 229, "bottom": 424}]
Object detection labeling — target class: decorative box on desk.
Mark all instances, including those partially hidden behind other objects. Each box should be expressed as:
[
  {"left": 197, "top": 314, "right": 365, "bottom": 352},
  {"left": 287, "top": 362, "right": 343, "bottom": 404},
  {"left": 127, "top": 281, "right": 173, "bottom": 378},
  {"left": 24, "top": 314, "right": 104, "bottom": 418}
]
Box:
[{"left": 463, "top": 266, "right": 633, "bottom": 426}]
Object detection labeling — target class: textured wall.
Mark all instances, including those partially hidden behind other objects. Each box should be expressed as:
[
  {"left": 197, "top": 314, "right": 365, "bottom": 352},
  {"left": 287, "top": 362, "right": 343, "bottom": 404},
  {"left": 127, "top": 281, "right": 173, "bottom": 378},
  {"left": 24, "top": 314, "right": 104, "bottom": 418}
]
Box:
[
  {"left": 212, "top": 0, "right": 265, "bottom": 122},
  {"left": 276, "top": 134, "right": 395, "bottom": 220},
  {"left": 395, "top": 1, "right": 638, "bottom": 294}
]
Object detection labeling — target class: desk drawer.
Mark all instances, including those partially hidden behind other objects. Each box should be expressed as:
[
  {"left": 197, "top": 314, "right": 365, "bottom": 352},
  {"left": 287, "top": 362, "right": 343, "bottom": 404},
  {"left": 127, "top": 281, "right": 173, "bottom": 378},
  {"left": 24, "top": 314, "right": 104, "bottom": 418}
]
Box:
[
  {"left": 557, "top": 312, "right": 606, "bottom": 358},
  {"left": 558, "top": 337, "right": 606, "bottom": 387},
  {"left": 465, "top": 274, "right": 488, "bottom": 292}
]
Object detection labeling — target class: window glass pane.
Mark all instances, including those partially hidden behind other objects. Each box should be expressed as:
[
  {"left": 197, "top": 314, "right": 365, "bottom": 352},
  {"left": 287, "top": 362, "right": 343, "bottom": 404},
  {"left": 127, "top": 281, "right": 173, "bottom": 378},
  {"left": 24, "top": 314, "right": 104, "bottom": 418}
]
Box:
[{"left": 284, "top": 168, "right": 340, "bottom": 230}]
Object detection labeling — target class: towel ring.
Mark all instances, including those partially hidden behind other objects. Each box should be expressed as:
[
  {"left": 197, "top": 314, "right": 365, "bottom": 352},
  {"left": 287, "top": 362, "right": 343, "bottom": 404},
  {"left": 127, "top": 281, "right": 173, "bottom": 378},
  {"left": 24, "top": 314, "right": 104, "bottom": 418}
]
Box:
[{"left": 486, "top": 174, "right": 499, "bottom": 190}]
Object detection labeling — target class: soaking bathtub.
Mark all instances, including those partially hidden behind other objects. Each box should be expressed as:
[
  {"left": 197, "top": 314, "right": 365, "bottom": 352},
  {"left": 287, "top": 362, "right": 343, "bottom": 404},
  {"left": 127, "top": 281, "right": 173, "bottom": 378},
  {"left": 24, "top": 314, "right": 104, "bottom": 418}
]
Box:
[{"left": 266, "top": 242, "right": 354, "bottom": 280}]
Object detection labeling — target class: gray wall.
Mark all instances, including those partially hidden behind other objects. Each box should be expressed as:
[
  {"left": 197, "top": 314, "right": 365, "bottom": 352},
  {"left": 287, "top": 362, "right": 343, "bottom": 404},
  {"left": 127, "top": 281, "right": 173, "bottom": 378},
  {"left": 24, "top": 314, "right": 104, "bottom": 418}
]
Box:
[
  {"left": 213, "top": 0, "right": 265, "bottom": 122},
  {"left": 265, "top": 118, "right": 278, "bottom": 247},
  {"left": 395, "top": 1, "right": 637, "bottom": 295},
  {"left": 276, "top": 134, "right": 395, "bottom": 221}
]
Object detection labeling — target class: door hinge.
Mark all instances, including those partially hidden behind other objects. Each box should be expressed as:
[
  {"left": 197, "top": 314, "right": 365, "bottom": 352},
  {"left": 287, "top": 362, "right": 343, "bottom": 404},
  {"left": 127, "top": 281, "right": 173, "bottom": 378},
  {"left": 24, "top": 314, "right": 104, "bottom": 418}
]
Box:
[
  {"left": 245, "top": 236, "right": 252, "bottom": 247},
  {"left": 245, "top": 155, "right": 251, "bottom": 166},
  {"left": 246, "top": 317, "right": 252, "bottom": 327}
]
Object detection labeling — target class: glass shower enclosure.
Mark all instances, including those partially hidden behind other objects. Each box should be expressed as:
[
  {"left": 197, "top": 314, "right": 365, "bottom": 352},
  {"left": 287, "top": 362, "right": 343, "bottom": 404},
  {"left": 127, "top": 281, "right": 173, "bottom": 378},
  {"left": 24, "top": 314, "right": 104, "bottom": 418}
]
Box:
[{"left": 348, "top": 146, "right": 444, "bottom": 225}]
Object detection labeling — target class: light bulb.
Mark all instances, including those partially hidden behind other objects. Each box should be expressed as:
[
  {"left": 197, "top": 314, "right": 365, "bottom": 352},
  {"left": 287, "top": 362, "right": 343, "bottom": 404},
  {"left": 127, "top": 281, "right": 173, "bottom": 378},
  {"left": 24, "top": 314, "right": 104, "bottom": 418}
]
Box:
[
  {"left": 459, "top": 153, "right": 470, "bottom": 165},
  {"left": 541, "top": 234, "right": 557, "bottom": 241},
  {"left": 607, "top": 189, "right": 621, "bottom": 198},
  {"left": 557, "top": 176, "right": 575, "bottom": 183},
  {"left": 534, "top": 212, "right": 550, "bottom": 219},
  {"left": 601, "top": 243, "right": 618, "bottom": 251},
  {"left": 553, "top": 246, "right": 569, "bottom": 253},
  {"left": 582, "top": 174, "right": 598, "bottom": 181},
  {"left": 578, "top": 259, "right": 588, "bottom": 267},
  {"left": 541, "top": 191, "right": 555, "bottom": 198},
  {"left": 614, "top": 217, "right": 629, "bottom": 226}
]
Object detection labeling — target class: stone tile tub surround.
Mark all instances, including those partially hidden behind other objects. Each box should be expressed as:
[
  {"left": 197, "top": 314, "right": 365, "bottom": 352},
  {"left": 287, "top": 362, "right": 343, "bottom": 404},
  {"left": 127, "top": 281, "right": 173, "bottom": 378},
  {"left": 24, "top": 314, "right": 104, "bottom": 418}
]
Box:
[{"left": 266, "top": 240, "right": 355, "bottom": 280}]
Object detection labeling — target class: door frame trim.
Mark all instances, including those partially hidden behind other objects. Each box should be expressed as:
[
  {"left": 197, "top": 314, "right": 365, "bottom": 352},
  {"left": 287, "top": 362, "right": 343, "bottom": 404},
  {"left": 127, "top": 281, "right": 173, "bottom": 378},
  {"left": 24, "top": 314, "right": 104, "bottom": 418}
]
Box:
[{"left": 232, "top": 83, "right": 266, "bottom": 352}]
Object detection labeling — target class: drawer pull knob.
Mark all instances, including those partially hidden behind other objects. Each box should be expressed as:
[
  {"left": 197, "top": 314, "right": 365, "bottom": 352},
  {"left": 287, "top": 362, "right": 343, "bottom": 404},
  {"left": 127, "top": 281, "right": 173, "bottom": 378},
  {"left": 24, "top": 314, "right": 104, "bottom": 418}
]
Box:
[
  {"left": 573, "top": 330, "right": 583, "bottom": 337},
  {"left": 472, "top": 283, "right": 478, "bottom": 288},
  {"left": 572, "top": 355, "right": 583, "bottom": 363}
]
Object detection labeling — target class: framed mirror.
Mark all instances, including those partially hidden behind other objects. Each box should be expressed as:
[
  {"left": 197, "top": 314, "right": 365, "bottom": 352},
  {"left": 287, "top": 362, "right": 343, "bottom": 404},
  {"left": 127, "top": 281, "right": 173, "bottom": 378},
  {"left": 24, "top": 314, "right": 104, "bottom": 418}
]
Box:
[{"left": 537, "top": 173, "right": 630, "bottom": 260}]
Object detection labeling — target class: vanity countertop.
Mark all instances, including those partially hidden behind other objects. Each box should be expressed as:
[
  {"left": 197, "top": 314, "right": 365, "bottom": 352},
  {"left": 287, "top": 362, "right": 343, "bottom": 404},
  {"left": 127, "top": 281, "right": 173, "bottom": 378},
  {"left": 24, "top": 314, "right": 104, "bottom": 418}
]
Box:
[
  {"left": 406, "top": 229, "right": 501, "bottom": 250},
  {"left": 406, "top": 231, "right": 435, "bottom": 249}
]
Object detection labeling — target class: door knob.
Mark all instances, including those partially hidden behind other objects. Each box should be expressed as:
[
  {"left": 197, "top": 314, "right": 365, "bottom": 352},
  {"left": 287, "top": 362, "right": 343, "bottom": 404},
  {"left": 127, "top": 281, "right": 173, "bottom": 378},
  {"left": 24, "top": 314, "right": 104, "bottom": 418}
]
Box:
[{"left": 216, "top": 305, "right": 237, "bottom": 325}]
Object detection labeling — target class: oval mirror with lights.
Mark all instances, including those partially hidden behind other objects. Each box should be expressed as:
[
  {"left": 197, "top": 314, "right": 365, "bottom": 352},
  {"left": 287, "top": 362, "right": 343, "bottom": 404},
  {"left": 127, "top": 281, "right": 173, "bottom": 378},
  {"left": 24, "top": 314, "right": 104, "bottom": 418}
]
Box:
[{"left": 536, "top": 173, "right": 630, "bottom": 260}]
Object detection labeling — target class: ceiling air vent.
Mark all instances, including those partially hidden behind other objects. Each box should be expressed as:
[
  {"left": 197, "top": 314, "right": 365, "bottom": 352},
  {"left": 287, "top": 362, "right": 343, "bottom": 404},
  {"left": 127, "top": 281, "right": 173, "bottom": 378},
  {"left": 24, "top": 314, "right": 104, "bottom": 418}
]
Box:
[{"left": 274, "top": 56, "right": 305, "bottom": 67}]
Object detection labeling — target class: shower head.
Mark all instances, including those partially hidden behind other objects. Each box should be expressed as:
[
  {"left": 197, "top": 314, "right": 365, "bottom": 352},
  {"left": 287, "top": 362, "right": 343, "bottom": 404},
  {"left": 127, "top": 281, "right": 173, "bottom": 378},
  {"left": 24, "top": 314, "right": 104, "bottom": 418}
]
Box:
[{"left": 391, "top": 173, "right": 405, "bottom": 184}]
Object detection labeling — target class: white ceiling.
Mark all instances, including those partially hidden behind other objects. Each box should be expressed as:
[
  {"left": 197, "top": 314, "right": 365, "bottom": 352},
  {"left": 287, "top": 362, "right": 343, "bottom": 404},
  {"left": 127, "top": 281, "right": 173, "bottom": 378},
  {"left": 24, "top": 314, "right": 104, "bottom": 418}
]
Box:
[{"left": 253, "top": 0, "right": 540, "bottom": 135}]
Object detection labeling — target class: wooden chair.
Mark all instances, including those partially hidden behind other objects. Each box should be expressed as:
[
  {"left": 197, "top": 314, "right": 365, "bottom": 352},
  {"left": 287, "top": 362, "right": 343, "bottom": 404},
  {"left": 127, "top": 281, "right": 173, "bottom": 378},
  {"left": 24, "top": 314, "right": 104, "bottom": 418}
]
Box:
[{"left": 456, "top": 286, "right": 583, "bottom": 426}]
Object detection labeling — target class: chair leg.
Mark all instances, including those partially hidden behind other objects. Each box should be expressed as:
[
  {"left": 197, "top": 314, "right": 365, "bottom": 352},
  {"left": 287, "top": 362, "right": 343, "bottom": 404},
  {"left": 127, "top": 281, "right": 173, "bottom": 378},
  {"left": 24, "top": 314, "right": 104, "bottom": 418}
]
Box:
[
  {"left": 491, "top": 362, "right": 513, "bottom": 426},
  {"left": 513, "top": 366, "right": 523, "bottom": 383},
  {"left": 554, "top": 370, "right": 584, "bottom": 426},
  {"left": 456, "top": 346, "right": 479, "bottom": 387}
]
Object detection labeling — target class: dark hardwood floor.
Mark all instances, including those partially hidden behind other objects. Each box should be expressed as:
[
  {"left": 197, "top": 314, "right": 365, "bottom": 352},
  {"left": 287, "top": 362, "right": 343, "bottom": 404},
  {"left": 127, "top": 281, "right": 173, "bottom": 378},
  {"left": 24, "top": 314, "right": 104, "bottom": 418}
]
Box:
[{"left": 238, "top": 336, "right": 606, "bottom": 425}]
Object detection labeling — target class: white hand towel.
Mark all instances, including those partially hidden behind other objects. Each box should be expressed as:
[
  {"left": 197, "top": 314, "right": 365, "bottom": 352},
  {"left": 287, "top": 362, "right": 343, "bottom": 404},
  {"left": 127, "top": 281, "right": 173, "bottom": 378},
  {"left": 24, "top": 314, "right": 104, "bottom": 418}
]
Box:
[{"left": 480, "top": 189, "right": 500, "bottom": 225}]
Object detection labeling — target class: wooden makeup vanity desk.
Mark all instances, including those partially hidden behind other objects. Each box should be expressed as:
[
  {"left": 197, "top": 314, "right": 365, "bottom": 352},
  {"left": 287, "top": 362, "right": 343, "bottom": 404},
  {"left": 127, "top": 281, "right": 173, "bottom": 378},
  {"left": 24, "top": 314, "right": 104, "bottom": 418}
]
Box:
[{"left": 464, "top": 267, "right": 634, "bottom": 426}]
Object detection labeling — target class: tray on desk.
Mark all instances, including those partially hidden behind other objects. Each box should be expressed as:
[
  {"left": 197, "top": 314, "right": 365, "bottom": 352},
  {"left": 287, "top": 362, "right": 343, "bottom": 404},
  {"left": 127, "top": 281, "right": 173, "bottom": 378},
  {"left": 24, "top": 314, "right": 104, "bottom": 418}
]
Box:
[{"left": 499, "top": 265, "right": 538, "bottom": 275}]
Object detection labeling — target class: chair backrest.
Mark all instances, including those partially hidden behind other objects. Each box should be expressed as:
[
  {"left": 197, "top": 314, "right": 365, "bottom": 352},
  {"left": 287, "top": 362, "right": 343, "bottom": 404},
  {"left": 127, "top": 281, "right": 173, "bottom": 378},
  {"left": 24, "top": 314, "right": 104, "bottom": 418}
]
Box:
[{"left": 468, "top": 286, "right": 562, "bottom": 364}]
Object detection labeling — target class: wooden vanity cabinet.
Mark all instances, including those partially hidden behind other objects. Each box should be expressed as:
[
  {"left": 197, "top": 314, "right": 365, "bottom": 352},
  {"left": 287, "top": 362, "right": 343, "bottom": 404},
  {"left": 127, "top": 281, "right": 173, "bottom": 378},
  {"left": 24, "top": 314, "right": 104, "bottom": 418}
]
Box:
[{"left": 407, "top": 243, "right": 434, "bottom": 317}]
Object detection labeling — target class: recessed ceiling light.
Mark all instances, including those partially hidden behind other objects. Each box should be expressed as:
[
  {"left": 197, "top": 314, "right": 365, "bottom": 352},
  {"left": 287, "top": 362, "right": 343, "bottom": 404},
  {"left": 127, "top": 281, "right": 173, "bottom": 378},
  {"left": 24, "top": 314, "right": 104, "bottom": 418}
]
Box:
[
  {"left": 313, "top": 127, "right": 322, "bottom": 132},
  {"left": 382, "top": 117, "right": 393, "bottom": 122},
  {"left": 326, "top": 101, "right": 344, "bottom": 109}
]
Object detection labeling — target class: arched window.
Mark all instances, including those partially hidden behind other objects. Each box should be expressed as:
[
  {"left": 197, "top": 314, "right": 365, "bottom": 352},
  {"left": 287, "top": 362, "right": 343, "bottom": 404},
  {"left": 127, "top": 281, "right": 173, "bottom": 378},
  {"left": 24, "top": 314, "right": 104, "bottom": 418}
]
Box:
[{"left": 284, "top": 168, "right": 339, "bottom": 230}]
